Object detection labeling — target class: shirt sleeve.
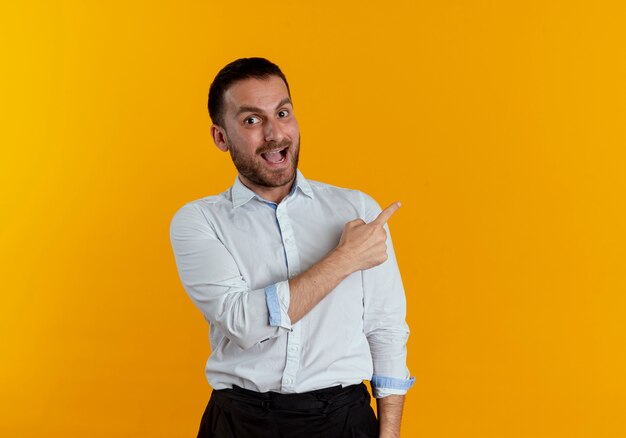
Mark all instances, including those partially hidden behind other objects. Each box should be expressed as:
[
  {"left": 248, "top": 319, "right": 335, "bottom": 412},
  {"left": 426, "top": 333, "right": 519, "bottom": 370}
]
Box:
[
  {"left": 360, "top": 192, "right": 415, "bottom": 398},
  {"left": 170, "top": 203, "right": 292, "bottom": 350}
]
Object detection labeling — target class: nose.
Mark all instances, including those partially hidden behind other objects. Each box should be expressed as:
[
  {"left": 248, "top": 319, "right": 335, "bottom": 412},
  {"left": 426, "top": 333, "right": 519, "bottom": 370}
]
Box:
[{"left": 263, "top": 118, "right": 285, "bottom": 143}]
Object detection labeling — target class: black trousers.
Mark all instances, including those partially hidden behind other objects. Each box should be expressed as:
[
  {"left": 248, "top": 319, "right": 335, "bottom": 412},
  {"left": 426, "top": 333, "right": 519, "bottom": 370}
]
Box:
[{"left": 197, "top": 383, "right": 379, "bottom": 438}]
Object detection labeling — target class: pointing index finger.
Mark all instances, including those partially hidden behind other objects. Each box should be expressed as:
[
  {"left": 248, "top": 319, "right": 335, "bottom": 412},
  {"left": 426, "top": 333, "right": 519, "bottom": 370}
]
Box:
[{"left": 372, "top": 201, "right": 401, "bottom": 226}]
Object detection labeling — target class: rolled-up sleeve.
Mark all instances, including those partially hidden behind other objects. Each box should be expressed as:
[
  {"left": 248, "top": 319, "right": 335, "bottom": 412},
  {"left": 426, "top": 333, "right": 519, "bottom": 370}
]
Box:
[
  {"left": 360, "top": 192, "right": 415, "bottom": 398},
  {"left": 170, "top": 203, "right": 291, "bottom": 350}
]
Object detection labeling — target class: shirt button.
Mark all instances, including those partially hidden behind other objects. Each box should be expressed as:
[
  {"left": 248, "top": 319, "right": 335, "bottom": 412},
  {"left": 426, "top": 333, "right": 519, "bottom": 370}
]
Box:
[
  {"left": 284, "top": 377, "right": 293, "bottom": 385},
  {"left": 288, "top": 345, "right": 299, "bottom": 353}
]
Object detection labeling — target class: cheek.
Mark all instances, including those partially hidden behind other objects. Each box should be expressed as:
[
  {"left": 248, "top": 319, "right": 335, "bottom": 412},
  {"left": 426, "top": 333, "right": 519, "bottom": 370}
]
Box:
[
  {"left": 286, "top": 120, "right": 300, "bottom": 139},
  {"left": 232, "top": 131, "right": 263, "bottom": 152}
]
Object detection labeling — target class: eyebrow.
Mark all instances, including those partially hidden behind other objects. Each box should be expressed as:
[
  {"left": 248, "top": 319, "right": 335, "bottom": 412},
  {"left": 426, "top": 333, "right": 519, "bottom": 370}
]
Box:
[{"left": 235, "top": 97, "right": 293, "bottom": 117}]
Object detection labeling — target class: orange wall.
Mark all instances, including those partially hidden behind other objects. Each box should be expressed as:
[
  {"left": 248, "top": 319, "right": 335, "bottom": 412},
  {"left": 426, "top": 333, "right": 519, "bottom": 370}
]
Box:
[{"left": 2, "top": 1, "right": 625, "bottom": 436}]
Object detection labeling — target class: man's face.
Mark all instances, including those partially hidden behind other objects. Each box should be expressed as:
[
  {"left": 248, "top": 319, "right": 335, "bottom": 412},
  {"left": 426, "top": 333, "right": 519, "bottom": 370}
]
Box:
[{"left": 218, "top": 75, "right": 300, "bottom": 189}]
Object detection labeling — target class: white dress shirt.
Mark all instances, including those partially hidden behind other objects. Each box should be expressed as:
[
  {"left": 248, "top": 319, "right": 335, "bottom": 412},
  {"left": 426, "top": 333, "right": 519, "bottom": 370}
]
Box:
[{"left": 170, "top": 170, "right": 414, "bottom": 398}]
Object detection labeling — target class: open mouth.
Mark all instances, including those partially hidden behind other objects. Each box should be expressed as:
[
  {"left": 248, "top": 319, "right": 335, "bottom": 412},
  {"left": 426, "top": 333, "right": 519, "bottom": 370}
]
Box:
[{"left": 260, "top": 147, "right": 288, "bottom": 164}]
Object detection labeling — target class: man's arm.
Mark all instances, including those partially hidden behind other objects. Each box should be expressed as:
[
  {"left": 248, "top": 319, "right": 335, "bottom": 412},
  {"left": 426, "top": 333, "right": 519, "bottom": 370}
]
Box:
[
  {"left": 360, "top": 193, "right": 414, "bottom": 437},
  {"left": 170, "top": 203, "right": 285, "bottom": 349},
  {"left": 377, "top": 395, "right": 405, "bottom": 438},
  {"left": 170, "top": 201, "right": 401, "bottom": 349},
  {"left": 287, "top": 201, "right": 401, "bottom": 323}
]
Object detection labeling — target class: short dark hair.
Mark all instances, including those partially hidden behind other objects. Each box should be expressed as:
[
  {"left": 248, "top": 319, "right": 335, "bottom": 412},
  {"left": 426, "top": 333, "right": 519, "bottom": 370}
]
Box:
[{"left": 208, "top": 57, "right": 291, "bottom": 127}]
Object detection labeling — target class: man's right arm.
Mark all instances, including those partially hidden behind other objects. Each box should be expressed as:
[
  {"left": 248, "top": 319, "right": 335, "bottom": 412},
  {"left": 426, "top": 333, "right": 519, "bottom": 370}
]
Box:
[
  {"left": 170, "top": 202, "right": 400, "bottom": 349},
  {"left": 170, "top": 203, "right": 285, "bottom": 350},
  {"left": 287, "top": 202, "right": 401, "bottom": 323}
]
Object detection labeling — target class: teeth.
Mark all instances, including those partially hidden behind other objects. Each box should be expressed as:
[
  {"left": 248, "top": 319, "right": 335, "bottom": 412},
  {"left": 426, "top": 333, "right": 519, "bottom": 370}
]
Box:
[
  {"left": 261, "top": 147, "right": 287, "bottom": 164},
  {"left": 265, "top": 148, "right": 285, "bottom": 154}
]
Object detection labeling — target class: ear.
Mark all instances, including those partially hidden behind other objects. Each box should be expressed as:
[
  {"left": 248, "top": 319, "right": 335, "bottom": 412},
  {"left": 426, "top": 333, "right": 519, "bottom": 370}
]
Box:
[{"left": 210, "top": 124, "right": 229, "bottom": 152}]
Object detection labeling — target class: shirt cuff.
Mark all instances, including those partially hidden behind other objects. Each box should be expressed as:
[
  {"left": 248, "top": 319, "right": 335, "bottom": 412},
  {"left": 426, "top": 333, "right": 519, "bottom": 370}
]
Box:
[
  {"left": 371, "top": 374, "right": 415, "bottom": 398},
  {"left": 264, "top": 281, "right": 292, "bottom": 329}
]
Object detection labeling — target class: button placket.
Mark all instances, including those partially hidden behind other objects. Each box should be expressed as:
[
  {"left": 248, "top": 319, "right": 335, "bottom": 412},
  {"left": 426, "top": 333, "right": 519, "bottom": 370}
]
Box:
[
  {"left": 281, "top": 324, "right": 301, "bottom": 391},
  {"left": 276, "top": 206, "right": 301, "bottom": 278},
  {"left": 276, "top": 202, "right": 303, "bottom": 392}
]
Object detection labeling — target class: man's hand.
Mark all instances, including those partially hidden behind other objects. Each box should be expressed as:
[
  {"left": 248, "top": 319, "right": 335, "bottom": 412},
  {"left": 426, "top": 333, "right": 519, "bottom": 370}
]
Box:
[{"left": 333, "top": 202, "right": 402, "bottom": 274}]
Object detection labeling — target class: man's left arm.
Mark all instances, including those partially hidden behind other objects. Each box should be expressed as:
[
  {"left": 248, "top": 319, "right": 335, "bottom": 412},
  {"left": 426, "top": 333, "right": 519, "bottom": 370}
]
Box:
[
  {"left": 360, "top": 192, "right": 415, "bottom": 437},
  {"left": 377, "top": 395, "right": 405, "bottom": 438}
]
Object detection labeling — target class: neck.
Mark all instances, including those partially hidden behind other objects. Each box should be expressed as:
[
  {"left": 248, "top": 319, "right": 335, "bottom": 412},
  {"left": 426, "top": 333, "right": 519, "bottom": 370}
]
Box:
[{"left": 238, "top": 175, "right": 295, "bottom": 204}]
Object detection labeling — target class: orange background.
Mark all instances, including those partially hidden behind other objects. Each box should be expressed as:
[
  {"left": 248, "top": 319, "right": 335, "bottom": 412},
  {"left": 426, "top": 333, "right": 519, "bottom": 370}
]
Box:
[{"left": 2, "top": 1, "right": 625, "bottom": 437}]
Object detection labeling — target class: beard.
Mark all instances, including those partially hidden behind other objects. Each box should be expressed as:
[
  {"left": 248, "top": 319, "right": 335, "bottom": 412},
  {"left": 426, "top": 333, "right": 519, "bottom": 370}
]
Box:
[{"left": 226, "top": 135, "right": 300, "bottom": 188}]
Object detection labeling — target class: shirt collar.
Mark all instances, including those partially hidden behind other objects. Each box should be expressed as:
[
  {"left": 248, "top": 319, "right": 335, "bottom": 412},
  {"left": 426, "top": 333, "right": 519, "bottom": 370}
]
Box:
[{"left": 231, "top": 169, "right": 314, "bottom": 209}]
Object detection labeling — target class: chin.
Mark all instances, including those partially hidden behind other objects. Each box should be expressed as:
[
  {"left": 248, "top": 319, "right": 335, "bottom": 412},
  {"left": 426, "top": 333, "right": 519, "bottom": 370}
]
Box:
[{"left": 266, "top": 169, "right": 297, "bottom": 188}]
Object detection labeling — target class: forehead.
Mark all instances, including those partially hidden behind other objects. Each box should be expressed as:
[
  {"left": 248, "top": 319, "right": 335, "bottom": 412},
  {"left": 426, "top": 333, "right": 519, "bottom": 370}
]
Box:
[{"left": 223, "top": 76, "right": 290, "bottom": 115}]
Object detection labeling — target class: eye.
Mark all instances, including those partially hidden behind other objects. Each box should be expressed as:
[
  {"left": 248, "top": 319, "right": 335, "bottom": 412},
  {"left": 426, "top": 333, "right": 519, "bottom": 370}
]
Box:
[
  {"left": 244, "top": 116, "right": 260, "bottom": 125},
  {"left": 277, "top": 110, "right": 289, "bottom": 118}
]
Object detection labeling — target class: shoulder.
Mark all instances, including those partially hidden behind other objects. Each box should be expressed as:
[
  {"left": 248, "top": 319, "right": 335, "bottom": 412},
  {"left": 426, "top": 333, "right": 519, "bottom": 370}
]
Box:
[
  {"left": 306, "top": 179, "right": 382, "bottom": 221},
  {"left": 170, "top": 189, "right": 231, "bottom": 235},
  {"left": 306, "top": 178, "right": 361, "bottom": 201}
]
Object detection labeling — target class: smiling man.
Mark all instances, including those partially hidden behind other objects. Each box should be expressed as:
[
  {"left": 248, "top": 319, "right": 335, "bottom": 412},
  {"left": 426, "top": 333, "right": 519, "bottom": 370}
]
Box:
[{"left": 170, "top": 58, "right": 414, "bottom": 438}]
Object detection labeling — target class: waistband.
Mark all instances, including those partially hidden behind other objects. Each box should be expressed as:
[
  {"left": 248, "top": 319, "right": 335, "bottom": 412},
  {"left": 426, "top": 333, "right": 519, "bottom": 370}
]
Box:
[{"left": 213, "top": 382, "right": 368, "bottom": 413}]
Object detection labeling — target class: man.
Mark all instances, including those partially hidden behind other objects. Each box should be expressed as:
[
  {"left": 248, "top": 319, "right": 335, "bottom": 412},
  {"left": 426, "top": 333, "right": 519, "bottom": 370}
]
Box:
[{"left": 170, "top": 57, "right": 413, "bottom": 438}]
